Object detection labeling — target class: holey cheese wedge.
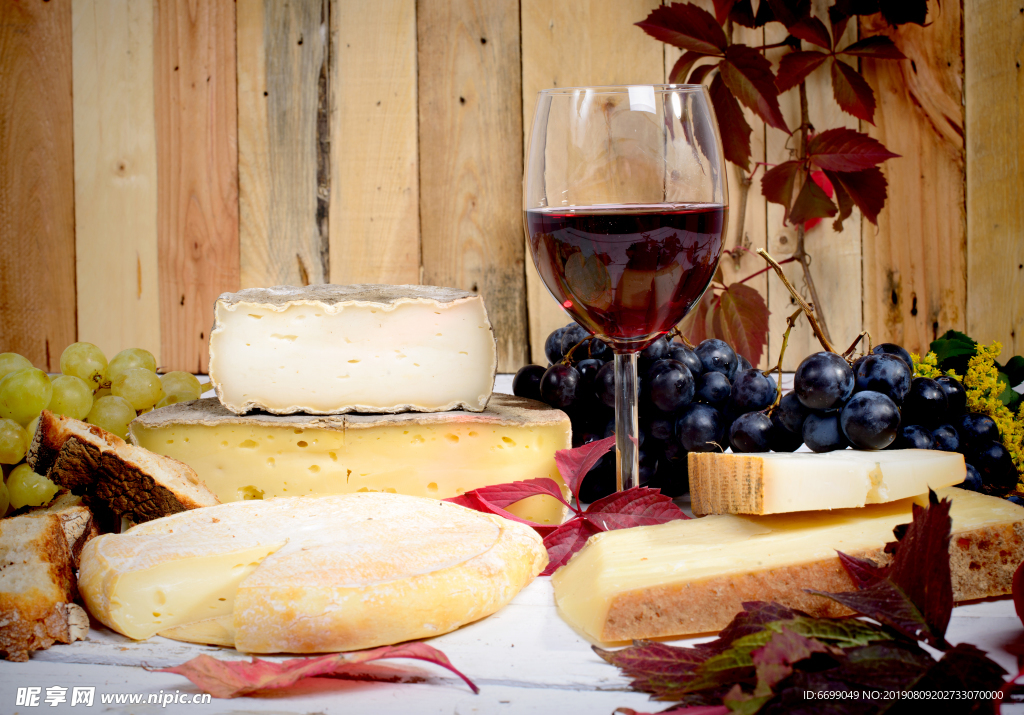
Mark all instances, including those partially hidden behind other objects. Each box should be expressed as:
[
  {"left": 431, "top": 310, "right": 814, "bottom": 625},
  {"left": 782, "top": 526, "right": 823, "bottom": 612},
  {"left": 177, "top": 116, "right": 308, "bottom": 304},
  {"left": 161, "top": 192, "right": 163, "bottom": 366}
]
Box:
[
  {"left": 129, "top": 395, "right": 571, "bottom": 526},
  {"left": 208, "top": 285, "right": 497, "bottom": 415},
  {"left": 689, "top": 449, "right": 966, "bottom": 515},
  {"left": 552, "top": 487, "right": 1024, "bottom": 643},
  {"left": 78, "top": 493, "right": 547, "bottom": 653}
]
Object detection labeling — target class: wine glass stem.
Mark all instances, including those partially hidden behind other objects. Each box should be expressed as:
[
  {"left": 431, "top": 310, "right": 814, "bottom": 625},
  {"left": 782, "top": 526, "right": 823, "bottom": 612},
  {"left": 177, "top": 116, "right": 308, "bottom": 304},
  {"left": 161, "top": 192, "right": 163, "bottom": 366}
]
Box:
[{"left": 614, "top": 351, "right": 640, "bottom": 491}]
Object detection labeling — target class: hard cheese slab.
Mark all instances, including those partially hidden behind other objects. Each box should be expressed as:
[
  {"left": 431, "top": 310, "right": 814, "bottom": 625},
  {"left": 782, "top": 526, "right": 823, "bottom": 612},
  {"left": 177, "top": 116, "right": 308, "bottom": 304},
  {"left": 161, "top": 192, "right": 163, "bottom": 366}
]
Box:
[
  {"left": 78, "top": 493, "right": 547, "bottom": 653},
  {"left": 129, "top": 394, "right": 571, "bottom": 526},
  {"left": 208, "top": 285, "right": 497, "bottom": 415},
  {"left": 552, "top": 487, "right": 1024, "bottom": 642},
  {"left": 689, "top": 449, "right": 967, "bottom": 515}
]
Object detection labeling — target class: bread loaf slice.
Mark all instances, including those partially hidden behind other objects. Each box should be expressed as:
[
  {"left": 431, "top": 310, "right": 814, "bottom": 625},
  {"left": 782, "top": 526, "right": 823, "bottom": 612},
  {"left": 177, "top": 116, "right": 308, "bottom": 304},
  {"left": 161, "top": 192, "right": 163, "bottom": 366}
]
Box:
[
  {"left": 552, "top": 487, "right": 1024, "bottom": 643},
  {"left": 0, "top": 513, "right": 89, "bottom": 661},
  {"left": 27, "top": 411, "right": 219, "bottom": 523},
  {"left": 11, "top": 490, "right": 100, "bottom": 568}
]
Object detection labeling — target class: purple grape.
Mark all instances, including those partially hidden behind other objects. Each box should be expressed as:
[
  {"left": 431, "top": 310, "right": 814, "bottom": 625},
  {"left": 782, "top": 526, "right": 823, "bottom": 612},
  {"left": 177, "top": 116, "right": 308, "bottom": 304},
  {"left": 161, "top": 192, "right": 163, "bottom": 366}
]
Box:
[
  {"left": 730, "top": 412, "right": 773, "bottom": 453},
  {"left": 872, "top": 343, "right": 913, "bottom": 372},
  {"left": 639, "top": 336, "right": 671, "bottom": 374},
  {"left": 594, "top": 361, "right": 616, "bottom": 408},
  {"left": 736, "top": 354, "right": 753, "bottom": 372},
  {"left": 560, "top": 323, "right": 590, "bottom": 358},
  {"left": 931, "top": 424, "right": 960, "bottom": 452},
  {"left": 894, "top": 424, "right": 934, "bottom": 450},
  {"left": 776, "top": 391, "right": 810, "bottom": 434},
  {"left": 840, "top": 391, "right": 900, "bottom": 450},
  {"left": 794, "top": 352, "right": 855, "bottom": 411},
  {"left": 667, "top": 342, "right": 703, "bottom": 377},
  {"left": 544, "top": 327, "right": 566, "bottom": 364},
  {"left": 647, "top": 359, "right": 695, "bottom": 413},
  {"left": 676, "top": 403, "right": 725, "bottom": 452},
  {"left": 902, "top": 377, "right": 948, "bottom": 428},
  {"left": 512, "top": 364, "right": 546, "bottom": 401},
  {"left": 587, "top": 337, "right": 612, "bottom": 362},
  {"left": 696, "top": 371, "right": 731, "bottom": 405},
  {"left": 729, "top": 369, "right": 776, "bottom": 413},
  {"left": 972, "top": 441, "right": 1017, "bottom": 489},
  {"left": 539, "top": 364, "right": 579, "bottom": 409},
  {"left": 962, "top": 463, "right": 983, "bottom": 491},
  {"left": 956, "top": 413, "right": 1000, "bottom": 452},
  {"left": 648, "top": 416, "right": 675, "bottom": 442},
  {"left": 853, "top": 353, "right": 912, "bottom": 405},
  {"left": 695, "top": 339, "right": 737, "bottom": 379},
  {"left": 769, "top": 409, "right": 804, "bottom": 452},
  {"left": 802, "top": 412, "right": 847, "bottom": 453},
  {"left": 935, "top": 376, "right": 967, "bottom": 415}
]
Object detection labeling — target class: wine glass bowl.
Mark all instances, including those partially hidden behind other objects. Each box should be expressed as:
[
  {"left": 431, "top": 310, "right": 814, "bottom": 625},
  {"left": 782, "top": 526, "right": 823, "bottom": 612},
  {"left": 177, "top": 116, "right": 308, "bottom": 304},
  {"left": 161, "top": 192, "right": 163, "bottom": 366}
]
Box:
[{"left": 524, "top": 85, "right": 728, "bottom": 490}]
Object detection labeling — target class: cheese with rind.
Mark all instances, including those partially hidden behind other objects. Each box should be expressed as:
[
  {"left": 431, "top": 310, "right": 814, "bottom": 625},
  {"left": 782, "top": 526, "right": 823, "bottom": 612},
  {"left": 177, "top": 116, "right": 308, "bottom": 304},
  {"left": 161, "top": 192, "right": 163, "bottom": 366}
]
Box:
[
  {"left": 552, "top": 487, "right": 1024, "bottom": 643},
  {"left": 78, "top": 493, "right": 548, "bottom": 653},
  {"left": 208, "top": 284, "right": 497, "bottom": 415},
  {"left": 689, "top": 449, "right": 966, "bottom": 515},
  {"left": 129, "top": 394, "right": 571, "bottom": 526}
]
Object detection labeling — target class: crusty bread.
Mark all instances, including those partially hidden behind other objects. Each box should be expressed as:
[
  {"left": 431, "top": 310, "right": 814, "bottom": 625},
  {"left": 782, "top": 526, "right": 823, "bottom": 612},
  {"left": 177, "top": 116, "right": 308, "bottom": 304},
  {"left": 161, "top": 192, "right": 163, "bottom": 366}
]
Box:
[
  {"left": 0, "top": 513, "right": 88, "bottom": 661},
  {"left": 27, "top": 411, "right": 219, "bottom": 523},
  {"left": 11, "top": 491, "right": 100, "bottom": 568}
]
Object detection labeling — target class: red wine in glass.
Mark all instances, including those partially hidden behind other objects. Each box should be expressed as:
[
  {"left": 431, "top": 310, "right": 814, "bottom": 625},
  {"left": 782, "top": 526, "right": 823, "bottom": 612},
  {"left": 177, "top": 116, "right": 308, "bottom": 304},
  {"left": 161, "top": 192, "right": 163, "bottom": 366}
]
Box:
[{"left": 525, "top": 203, "right": 727, "bottom": 351}]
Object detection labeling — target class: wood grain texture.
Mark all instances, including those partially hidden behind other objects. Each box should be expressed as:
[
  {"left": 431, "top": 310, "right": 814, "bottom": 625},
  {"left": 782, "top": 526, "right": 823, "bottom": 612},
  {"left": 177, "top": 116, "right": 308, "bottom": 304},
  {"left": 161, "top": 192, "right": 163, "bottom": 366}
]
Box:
[
  {"left": 154, "top": 0, "right": 239, "bottom": 373},
  {"left": 330, "top": 0, "right": 420, "bottom": 286},
  {"left": 418, "top": 0, "right": 526, "bottom": 371},
  {"left": 861, "top": 5, "right": 965, "bottom": 357},
  {"left": 766, "top": 7, "right": 863, "bottom": 369},
  {"left": 965, "top": 0, "right": 1024, "bottom": 355},
  {"left": 72, "top": 0, "right": 161, "bottom": 362},
  {"left": 238, "top": 0, "right": 328, "bottom": 289},
  {"left": 521, "top": 0, "right": 663, "bottom": 364},
  {"left": 0, "top": 0, "right": 77, "bottom": 370}
]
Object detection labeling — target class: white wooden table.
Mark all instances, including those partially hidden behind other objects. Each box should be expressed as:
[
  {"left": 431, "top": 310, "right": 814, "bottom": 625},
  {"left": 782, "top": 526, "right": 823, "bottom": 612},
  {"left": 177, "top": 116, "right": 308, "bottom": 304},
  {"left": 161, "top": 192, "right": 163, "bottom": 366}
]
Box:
[{"left": 4, "top": 375, "right": 1023, "bottom": 713}]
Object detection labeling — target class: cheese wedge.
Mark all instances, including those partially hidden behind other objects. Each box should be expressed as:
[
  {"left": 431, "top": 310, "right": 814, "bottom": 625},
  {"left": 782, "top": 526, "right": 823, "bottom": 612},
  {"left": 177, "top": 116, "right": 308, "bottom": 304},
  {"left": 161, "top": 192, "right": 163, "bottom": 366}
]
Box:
[
  {"left": 208, "top": 284, "right": 497, "bottom": 415},
  {"left": 552, "top": 487, "right": 1024, "bottom": 643},
  {"left": 129, "top": 394, "right": 571, "bottom": 526},
  {"left": 689, "top": 449, "right": 967, "bottom": 515},
  {"left": 78, "top": 493, "right": 548, "bottom": 653}
]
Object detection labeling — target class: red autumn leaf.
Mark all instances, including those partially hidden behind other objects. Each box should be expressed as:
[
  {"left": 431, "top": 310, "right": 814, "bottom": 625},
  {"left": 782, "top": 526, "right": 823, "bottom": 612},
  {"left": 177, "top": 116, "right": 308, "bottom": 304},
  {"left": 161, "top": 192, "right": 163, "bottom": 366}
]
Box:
[
  {"left": 839, "top": 35, "right": 906, "bottom": 60},
  {"left": 453, "top": 477, "right": 572, "bottom": 511},
  {"left": 729, "top": 0, "right": 775, "bottom": 29},
  {"left": 775, "top": 50, "right": 829, "bottom": 93},
  {"left": 155, "top": 643, "right": 479, "bottom": 698},
  {"left": 555, "top": 435, "right": 616, "bottom": 501},
  {"left": 836, "top": 550, "right": 889, "bottom": 589},
  {"left": 688, "top": 62, "right": 718, "bottom": 85},
  {"left": 584, "top": 486, "right": 688, "bottom": 531},
  {"left": 763, "top": 0, "right": 809, "bottom": 28},
  {"left": 751, "top": 627, "right": 832, "bottom": 690},
  {"left": 711, "top": 0, "right": 738, "bottom": 25},
  {"left": 708, "top": 72, "right": 752, "bottom": 170},
  {"left": 827, "top": 166, "right": 888, "bottom": 224},
  {"left": 760, "top": 160, "right": 804, "bottom": 220},
  {"left": 444, "top": 491, "right": 559, "bottom": 537},
  {"left": 830, "top": 58, "right": 876, "bottom": 123},
  {"left": 808, "top": 127, "right": 900, "bottom": 172},
  {"left": 711, "top": 282, "right": 770, "bottom": 366},
  {"left": 669, "top": 51, "right": 710, "bottom": 84},
  {"left": 719, "top": 44, "right": 789, "bottom": 131},
  {"left": 678, "top": 290, "right": 714, "bottom": 345},
  {"left": 831, "top": 15, "right": 851, "bottom": 45},
  {"left": 541, "top": 517, "right": 602, "bottom": 575},
  {"left": 802, "top": 170, "right": 834, "bottom": 230},
  {"left": 787, "top": 175, "right": 837, "bottom": 226},
  {"left": 822, "top": 169, "right": 855, "bottom": 231},
  {"left": 636, "top": 3, "right": 728, "bottom": 56},
  {"left": 787, "top": 15, "right": 832, "bottom": 50}
]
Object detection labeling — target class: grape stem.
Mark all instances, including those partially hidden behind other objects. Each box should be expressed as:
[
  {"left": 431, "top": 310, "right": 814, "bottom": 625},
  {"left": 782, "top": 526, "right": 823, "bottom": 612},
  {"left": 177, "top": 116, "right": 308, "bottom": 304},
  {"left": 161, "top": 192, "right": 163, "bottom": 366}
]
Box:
[
  {"left": 756, "top": 248, "right": 837, "bottom": 355},
  {"left": 841, "top": 331, "right": 872, "bottom": 359},
  {"left": 762, "top": 307, "right": 804, "bottom": 412},
  {"left": 562, "top": 339, "right": 589, "bottom": 365},
  {"left": 668, "top": 327, "right": 694, "bottom": 350}
]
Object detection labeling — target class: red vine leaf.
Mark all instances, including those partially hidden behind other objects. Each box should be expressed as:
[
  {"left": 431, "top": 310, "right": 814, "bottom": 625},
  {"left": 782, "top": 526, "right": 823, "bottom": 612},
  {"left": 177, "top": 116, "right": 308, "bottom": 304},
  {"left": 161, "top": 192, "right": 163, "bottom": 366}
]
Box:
[
  {"left": 787, "top": 15, "right": 832, "bottom": 50},
  {"left": 711, "top": 0, "right": 738, "bottom": 25},
  {"left": 711, "top": 283, "right": 770, "bottom": 366},
  {"left": 720, "top": 44, "right": 789, "bottom": 131},
  {"left": 775, "top": 50, "right": 828, "bottom": 93},
  {"left": 585, "top": 487, "right": 688, "bottom": 531},
  {"left": 787, "top": 176, "right": 837, "bottom": 226},
  {"left": 445, "top": 491, "right": 559, "bottom": 537},
  {"left": 763, "top": 0, "right": 809, "bottom": 28},
  {"left": 636, "top": 3, "right": 728, "bottom": 56},
  {"left": 688, "top": 62, "right": 719, "bottom": 85},
  {"left": 708, "top": 72, "right": 752, "bottom": 170},
  {"left": 801, "top": 171, "right": 834, "bottom": 231},
  {"left": 678, "top": 291, "right": 714, "bottom": 345},
  {"left": 823, "top": 170, "right": 856, "bottom": 231},
  {"left": 760, "top": 160, "right": 803, "bottom": 220},
  {"left": 839, "top": 35, "right": 906, "bottom": 60},
  {"left": 669, "top": 51, "right": 711, "bottom": 84},
  {"left": 830, "top": 58, "right": 877, "bottom": 123},
  {"left": 827, "top": 166, "right": 888, "bottom": 224},
  {"left": 729, "top": 0, "right": 775, "bottom": 28},
  {"left": 456, "top": 477, "right": 572, "bottom": 511},
  {"left": 836, "top": 550, "right": 889, "bottom": 590},
  {"left": 808, "top": 127, "right": 900, "bottom": 172},
  {"left": 555, "top": 435, "right": 616, "bottom": 502},
  {"left": 155, "top": 643, "right": 479, "bottom": 698},
  {"left": 541, "top": 518, "right": 602, "bottom": 575}
]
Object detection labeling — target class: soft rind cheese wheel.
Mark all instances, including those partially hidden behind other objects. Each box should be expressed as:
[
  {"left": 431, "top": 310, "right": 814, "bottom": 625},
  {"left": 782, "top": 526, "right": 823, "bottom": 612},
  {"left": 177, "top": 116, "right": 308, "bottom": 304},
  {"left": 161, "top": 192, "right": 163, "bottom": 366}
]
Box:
[{"left": 78, "top": 493, "right": 547, "bottom": 653}]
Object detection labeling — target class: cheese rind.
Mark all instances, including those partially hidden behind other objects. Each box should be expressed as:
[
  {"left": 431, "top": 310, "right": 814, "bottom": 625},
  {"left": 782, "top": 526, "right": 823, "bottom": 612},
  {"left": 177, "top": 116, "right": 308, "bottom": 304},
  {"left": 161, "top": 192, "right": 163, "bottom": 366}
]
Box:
[
  {"left": 129, "top": 395, "right": 572, "bottom": 526},
  {"left": 689, "top": 449, "right": 967, "bottom": 515},
  {"left": 552, "top": 487, "right": 1024, "bottom": 643},
  {"left": 78, "top": 493, "right": 548, "bottom": 652},
  {"left": 208, "top": 284, "right": 497, "bottom": 415}
]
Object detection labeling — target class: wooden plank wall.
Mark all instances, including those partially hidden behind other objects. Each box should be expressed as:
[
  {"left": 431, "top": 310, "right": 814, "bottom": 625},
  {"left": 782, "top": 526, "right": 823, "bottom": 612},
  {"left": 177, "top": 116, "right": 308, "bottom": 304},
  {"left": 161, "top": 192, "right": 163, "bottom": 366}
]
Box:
[{"left": 0, "top": 0, "right": 1021, "bottom": 374}]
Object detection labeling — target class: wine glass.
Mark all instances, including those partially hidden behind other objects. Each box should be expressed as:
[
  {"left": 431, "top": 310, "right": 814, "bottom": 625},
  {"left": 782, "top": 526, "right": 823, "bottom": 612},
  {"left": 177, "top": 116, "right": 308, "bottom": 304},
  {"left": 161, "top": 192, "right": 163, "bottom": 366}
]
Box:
[{"left": 524, "top": 85, "right": 728, "bottom": 492}]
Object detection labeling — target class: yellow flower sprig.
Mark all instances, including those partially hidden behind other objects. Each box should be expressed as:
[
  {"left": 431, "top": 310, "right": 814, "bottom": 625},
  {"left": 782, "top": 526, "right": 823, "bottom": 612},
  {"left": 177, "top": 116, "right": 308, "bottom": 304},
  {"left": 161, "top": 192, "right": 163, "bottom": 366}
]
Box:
[{"left": 911, "top": 351, "right": 962, "bottom": 382}]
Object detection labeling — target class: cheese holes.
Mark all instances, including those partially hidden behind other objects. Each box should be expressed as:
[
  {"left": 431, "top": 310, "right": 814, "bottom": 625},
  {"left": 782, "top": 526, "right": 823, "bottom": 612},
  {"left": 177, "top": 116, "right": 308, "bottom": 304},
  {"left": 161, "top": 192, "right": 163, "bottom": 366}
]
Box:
[
  {"left": 308, "top": 465, "right": 320, "bottom": 473},
  {"left": 502, "top": 437, "right": 516, "bottom": 447},
  {"left": 427, "top": 482, "right": 438, "bottom": 493},
  {"left": 239, "top": 439, "right": 258, "bottom": 449},
  {"left": 445, "top": 434, "right": 459, "bottom": 443},
  {"left": 329, "top": 451, "right": 338, "bottom": 461},
  {"left": 297, "top": 441, "right": 308, "bottom": 448}
]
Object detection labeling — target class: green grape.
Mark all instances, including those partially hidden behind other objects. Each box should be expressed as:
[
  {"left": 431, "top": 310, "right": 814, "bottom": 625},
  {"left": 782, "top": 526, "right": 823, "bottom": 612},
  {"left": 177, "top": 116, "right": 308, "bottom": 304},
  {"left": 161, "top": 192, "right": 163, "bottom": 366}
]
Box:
[
  {"left": 86, "top": 395, "right": 136, "bottom": 439},
  {"left": 112, "top": 368, "right": 164, "bottom": 411},
  {"left": 0, "top": 479, "right": 9, "bottom": 516},
  {"left": 48, "top": 375, "right": 94, "bottom": 420},
  {"left": 0, "top": 418, "right": 29, "bottom": 464},
  {"left": 7, "top": 462, "right": 58, "bottom": 509},
  {"left": 0, "top": 368, "right": 53, "bottom": 426},
  {"left": 155, "top": 391, "right": 195, "bottom": 409},
  {"left": 60, "top": 342, "right": 108, "bottom": 389},
  {"left": 93, "top": 386, "right": 112, "bottom": 399},
  {"left": 160, "top": 371, "right": 202, "bottom": 399},
  {"left": 25, "top": 414, "right": 40, "bottom": 439},
  {"left": 0, "top": 353, "right": 33, "bottom": 382},
  {"left": 105, "top": 348, "right": 157, "bottom": 384}
]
